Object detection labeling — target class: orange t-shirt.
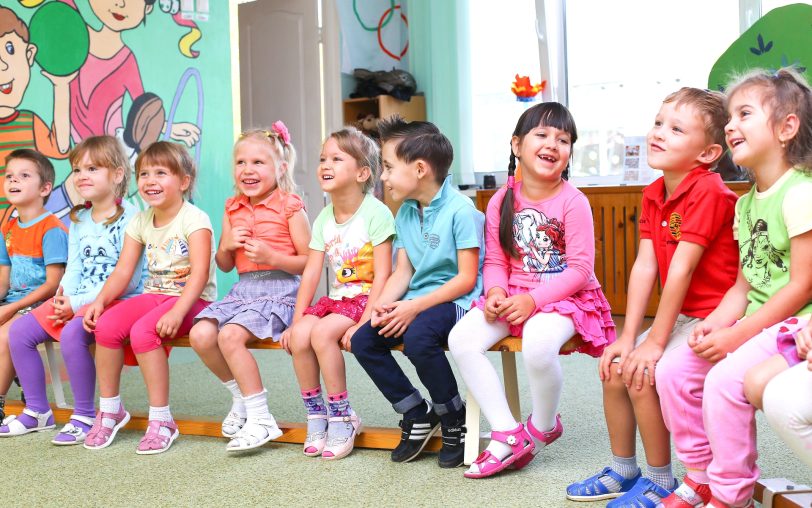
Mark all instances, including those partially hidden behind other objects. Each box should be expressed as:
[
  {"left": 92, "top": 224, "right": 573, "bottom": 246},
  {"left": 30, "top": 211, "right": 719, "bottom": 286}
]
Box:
[{"left": 225, "top": 190, "right": 305, "bottom": 273}]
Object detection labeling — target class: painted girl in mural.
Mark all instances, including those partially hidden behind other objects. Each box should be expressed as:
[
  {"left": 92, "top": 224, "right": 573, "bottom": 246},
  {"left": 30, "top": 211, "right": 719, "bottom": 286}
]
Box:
[{"left": 59, "top": 0, "right": 200, "bottom": 148}]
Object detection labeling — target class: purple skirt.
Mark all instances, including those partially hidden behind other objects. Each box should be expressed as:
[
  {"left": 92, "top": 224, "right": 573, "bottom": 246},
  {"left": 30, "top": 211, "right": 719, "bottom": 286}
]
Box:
[{"left": 195, "top": 270, "right": 299, "bottom": 341}]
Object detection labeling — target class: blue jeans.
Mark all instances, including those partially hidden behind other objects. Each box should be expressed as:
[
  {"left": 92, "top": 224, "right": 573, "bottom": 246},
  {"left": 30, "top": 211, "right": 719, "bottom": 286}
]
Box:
[{"left": 351, "top": 302, "right": 465, "bottom": 417}]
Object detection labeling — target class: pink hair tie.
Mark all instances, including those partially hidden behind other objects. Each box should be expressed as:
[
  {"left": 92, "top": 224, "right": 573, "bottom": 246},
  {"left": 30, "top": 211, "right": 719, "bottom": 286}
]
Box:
[
  {"left": 83, "top": 201, "right": 92, "bottom": 209},
  {"left": 507, "top": 176, "right": 515, "bottom": 190},
  {"left": 115, "top": 197, "right": 123, "bottom": 206},
  {"left": 271, "top": 120, "right": 291, "bottom": 145}
]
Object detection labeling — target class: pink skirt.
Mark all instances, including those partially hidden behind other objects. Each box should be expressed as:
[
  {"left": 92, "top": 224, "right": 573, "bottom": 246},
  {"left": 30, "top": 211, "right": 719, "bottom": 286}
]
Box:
[
  {"left": 304, "top": 294, "right": 369, "bottom": 323},
  {"left": 474, "top": 284, "right": 616, "bottom": 358}
]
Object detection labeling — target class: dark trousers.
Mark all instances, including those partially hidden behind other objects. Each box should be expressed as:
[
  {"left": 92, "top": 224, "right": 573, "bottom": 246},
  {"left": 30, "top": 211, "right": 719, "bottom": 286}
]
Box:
[{"left": 351, "top": 302, "right": 464, "bottom": 416}]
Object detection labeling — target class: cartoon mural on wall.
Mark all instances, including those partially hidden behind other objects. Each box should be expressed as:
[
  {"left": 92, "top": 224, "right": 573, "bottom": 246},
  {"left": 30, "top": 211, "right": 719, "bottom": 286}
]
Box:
[{"left": 0, "top": 0, "right": 228, "bottom": 230}]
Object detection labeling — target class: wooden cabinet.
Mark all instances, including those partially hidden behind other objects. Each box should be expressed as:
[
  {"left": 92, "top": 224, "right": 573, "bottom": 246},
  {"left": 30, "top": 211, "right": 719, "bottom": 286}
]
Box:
[
  {"left": 343, "top": 94, "right": 426, "bottom": 125},
  {"left": 476, "top": 182, "right": 751, "bottom": 316}
]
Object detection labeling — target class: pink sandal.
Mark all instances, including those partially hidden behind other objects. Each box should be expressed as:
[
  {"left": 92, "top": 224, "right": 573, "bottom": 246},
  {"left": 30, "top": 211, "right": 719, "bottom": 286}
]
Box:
[
  {"left": 512, "top": 413, "right": 563, "bottom": 469},
  {"left": 463, "top": 423, "right": 535, "bottom": 479},
  {"left": 136, "top": 419, "right": 179, "bottom": 455},
  {"left": 83, "top": 406, "right": 131, "bottom": 450}
]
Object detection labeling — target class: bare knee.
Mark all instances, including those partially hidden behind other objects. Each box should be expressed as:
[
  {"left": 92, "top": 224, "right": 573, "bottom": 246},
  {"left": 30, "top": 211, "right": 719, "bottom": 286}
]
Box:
[
  {"left": 310, "top": 328, "right": 340, "bottom": 354},
  {"left": 743, "top": 367, "right": 771, "bottom": 410},
  {"left": 217, "top": 326, "right": 251, "bottom": 355},
  {"left": 289, "top": 324, "right": 314, "bottom": 356},
  {"left": 189, "top": 321, "right": 218, "bottom": 353},
  {"left": 602, "top": 372, "right": 628, "bottom": 396},
  {"left": 627, "top": 378, "right": 658, "bottom": 404}
]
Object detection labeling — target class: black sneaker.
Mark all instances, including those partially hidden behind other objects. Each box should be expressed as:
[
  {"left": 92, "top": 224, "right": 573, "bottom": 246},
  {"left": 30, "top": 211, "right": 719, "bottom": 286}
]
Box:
[
  {"left": 438, "top": 415, "right": 466, "bottom": 468},
  {"left": 391, "top": 406, "right": 441, "bottom": 463}
]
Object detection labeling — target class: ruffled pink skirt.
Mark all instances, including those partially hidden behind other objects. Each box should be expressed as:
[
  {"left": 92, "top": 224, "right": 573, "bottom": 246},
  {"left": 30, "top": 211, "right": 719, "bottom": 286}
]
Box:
[{"left": 474, "top": 284, "right": 616, "bottom": 358}]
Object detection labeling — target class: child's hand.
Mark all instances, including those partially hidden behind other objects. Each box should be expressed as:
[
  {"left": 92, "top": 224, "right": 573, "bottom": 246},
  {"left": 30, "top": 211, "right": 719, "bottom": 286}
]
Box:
[
  {"left": 688, "top": 319, "right": 724, "bottom": 348},
  {"left": 47, "top": 287, "right": 74, "bottom": 325},
  {"left": 598, "top": 338, "right": 633, "bottom": 381},
  {"left": 82, "top": 301, "right": 106, "bottom": 332},
  {"left": 496, "top": 294, "right": 535, "bottom": 326},
  {"left": 243, "top": 239, "right": 275, "bottom": 265},
  {"left": 691, "top": 327, "right": 740, "bottom": 363},
  {"left": 224, "top": 226, "right": 250, "bottom": 252},
  {"left": 370, "top": 304, "right": 391, "bottom": 329},
  {"left": 342, "top": 323, "right": 363, "bottom": 352},
  {"left": 377, "top": 300, "right": 421, "bottom": 338},
  {"left": 280, "top": 328, "right": 293, "bottom": 355},
  {"left": 794, "top": 322, "right": 812, "bottom": 360},
  {"left": 484, "top": 291, "right": 506, "bottom": 323},
  {"left": 621, "top": 340, "right": 664, "bottom": 390},
  {"left": 155, "top": 309, "right": 184, "bottom": 339},
  {"left": 0, "top": 305, "right": 16, "bottom": 325}
]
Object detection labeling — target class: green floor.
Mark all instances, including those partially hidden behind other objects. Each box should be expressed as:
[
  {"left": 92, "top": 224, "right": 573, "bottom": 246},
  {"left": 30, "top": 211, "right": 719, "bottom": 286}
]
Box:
[{"left": 2, "top": 347, "right": 808, "bottom": 507}]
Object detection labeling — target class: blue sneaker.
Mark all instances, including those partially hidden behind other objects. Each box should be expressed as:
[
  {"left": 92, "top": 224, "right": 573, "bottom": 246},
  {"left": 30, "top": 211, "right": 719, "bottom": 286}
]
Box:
[
  {"left": 606, "top": 477, "right": 679, "bottom": 508},
  {"left": 566, "top": 466, "right": 642, "bottom": 501}
]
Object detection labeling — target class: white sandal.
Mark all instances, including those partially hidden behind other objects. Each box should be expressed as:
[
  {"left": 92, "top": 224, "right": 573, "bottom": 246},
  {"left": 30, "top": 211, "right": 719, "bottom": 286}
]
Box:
[
  {"left": 52, "top": 415, "right": 95, "bottom": 445},
  {"left": 221, "top": 410, "right": 246, "bottom": 438},
  {"left": 303, "top": 414, "right": 328, "bottom": 457},
  {"left": 225, "top": 417, "right": 282, "bottom": 452},
  {"left": 0, "top": 408, "right": 56, "bottom": 437}
]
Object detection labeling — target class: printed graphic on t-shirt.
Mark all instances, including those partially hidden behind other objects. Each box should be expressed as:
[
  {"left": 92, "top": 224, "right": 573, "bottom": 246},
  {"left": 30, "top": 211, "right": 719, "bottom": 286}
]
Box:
[
  {"left": 512, "top": 208, "right": 567, "bottom": 278},
  {"left": 145, "top": 236, "right": 192, "bottom": 292},
  {"left": 323, "top": 222, "right": 375, "bottom": 295},
  {"left": 669, "top": 212, "right": 682, "bottom": 240},
  {"left": 76, "top": 218, "right": 126, "bottom": 294},
  {"left": 740, "top": 217, "right": 787, "bottom": 288},
  {"left": 335, "top": 241, "right": 374, "bottom": 289}
]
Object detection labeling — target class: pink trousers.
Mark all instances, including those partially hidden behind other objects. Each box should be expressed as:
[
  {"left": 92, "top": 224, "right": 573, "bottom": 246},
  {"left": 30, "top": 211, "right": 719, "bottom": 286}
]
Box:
[
  {"left": 94, "top": 293, "right": 210, "bottom": 354},
  {"left": 656, "top": 318, "right": 800, "bottom": 507}
]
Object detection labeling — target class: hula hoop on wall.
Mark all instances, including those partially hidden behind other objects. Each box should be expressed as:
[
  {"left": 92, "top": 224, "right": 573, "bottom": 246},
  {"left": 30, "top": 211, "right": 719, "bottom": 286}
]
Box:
[
  {"left": 353, "top": 0, "right": 394, "bottom": 31},
  {"left": 163, "top": 67, "right": 204, "bottom": 166},
  {"left": 377, "top": 5, "right": 408, "bottom": 61}
]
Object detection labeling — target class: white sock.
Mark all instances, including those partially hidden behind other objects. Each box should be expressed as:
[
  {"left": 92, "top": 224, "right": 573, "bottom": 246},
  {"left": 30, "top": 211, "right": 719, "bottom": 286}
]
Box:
[
  {"left": 223, "top": 379, "right": 246, "bottom": 417},
  {"left": 243, "top": 389, "right": 271, "bottom": 422},
  {"left": 148, "top": 405, "right": 174, "bottom": 438},
  {"left": 99, "top": 396, "right": 122, "bottom": 429}
]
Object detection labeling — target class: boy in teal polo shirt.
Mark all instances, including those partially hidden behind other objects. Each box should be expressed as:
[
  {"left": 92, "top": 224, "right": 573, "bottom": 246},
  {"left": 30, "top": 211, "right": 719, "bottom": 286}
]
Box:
[{"left": 351, "top": 117, "right": 484, "bottom": 468}]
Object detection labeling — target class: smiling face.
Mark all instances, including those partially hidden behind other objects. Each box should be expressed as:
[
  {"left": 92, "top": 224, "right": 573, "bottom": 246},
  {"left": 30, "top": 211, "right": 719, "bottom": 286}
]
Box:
[
  {"left": 726, "top": 86, "right": 783, "bottom": 170},
  {"left": 89, "top": 0, "right": 153, "bottom": 32},
  {"left": 137, "top": 163, "right": 188, "bottom": 210},
  {"left": 0, "top": 31, "right": 34, "bottom": 111},
  {"left": 380, "top": 140, "right": 421, "bottom": 202},
  {"left": 234, "top": 138, "right": 279, "bottom": 204},
  {"left": 72, "top": 153, "right": 122, "bottom": 204},
  {"left": 646, "top": 101, "right": 713, "bottom": 172},
  {"left": 317, "top": 137, "right": 368, "bottom": 195},
  {"left": 512, "top": 125, "right": 572, "bottom": 184},
  {"left": 4, "top": 158, "right": 48, "bottom": 207}
]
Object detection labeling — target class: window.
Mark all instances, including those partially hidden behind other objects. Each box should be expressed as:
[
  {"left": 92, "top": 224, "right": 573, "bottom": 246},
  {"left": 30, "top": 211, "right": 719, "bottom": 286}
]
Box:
[
  {"left": 468, "top": 0, "right": 541, "bottom": 175},
  {"left": 565, "top": 0, "right": 739, "bottom": 186}
]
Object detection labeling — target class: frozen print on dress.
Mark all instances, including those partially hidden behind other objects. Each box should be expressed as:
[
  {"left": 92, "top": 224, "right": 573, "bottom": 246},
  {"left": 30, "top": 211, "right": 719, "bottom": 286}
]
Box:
[
  {"left": 740, "top": 217, "right": 787, "bottom": 289},
  {"left": 513, "top": 208, "right": 567, "bottom": 280}
]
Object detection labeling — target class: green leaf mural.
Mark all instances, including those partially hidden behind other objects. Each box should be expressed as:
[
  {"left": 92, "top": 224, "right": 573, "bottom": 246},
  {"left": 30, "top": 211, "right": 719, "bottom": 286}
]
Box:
[{"left": 708, "top": 3, "right": 811, "bottom": 91}]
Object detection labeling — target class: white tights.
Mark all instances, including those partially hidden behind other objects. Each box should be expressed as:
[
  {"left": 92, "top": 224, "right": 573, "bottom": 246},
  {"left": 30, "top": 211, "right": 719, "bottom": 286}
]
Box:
[
  {"left": 763, "top": 362, "right": 812, "bottom": 467},
  {"left": 449, "top": 307, "right": 575, "bottom": 433}
]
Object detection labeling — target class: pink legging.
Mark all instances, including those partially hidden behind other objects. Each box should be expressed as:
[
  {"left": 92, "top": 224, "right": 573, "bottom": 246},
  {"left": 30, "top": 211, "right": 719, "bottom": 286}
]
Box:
[
  {"left": 656, "top": 320, "right": 792, "bottom": 507},
  {"left": 94, "top": 293, "right": 210, "bottom": 353}
]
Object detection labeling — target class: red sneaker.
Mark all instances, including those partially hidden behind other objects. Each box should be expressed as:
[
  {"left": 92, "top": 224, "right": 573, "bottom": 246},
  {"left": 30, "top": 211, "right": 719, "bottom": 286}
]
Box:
[{"left": 660, "top": 476, "right": 712, "bottom": 507}]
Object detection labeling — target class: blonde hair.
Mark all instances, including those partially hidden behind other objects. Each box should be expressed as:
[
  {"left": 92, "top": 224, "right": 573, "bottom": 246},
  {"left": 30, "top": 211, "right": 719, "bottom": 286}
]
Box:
[
  {"left": 236, "top": 128, "right": 297, "bottom": 194},
  {"left": 327, "top": 126, "right": 380, "bottom": 194},
  {"left": 135, "top": 141, "right": 197, "bottom": 199},
  {"left": 663, "top": 87, "right": 729, "bottom": 164},
  {"left": 726, "top": 67, "right": 812, "bottom": 170},
  {"left": 68, "top": 136, "right": 131, "bottom": 225}
]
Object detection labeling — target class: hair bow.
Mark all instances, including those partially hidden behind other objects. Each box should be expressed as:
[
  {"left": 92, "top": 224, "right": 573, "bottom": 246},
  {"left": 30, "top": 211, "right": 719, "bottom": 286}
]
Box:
[{"left": 271, "top": 121, "right": 291, "bottom": 145}]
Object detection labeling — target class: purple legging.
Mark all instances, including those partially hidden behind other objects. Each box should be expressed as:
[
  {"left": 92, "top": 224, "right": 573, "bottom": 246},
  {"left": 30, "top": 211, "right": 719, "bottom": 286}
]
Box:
[{"left": 9, "top": 314, "right": 96, "bottom": 418}]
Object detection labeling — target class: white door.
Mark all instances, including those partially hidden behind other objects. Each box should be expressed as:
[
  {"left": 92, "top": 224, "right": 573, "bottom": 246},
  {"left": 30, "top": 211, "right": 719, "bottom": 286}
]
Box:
[{"left": 238, "top": 0, "right": 324, "bottom": 216}]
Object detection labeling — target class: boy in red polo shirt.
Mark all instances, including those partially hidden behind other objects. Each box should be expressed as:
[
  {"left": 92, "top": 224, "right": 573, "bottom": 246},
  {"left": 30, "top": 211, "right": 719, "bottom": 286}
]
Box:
[{"left": 566, "top": 88, "right": 739, "bottom": 507}]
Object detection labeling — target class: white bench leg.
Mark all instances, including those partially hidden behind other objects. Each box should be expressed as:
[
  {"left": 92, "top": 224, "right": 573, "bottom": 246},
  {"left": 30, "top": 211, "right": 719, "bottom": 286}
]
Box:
[
  {"left": 464, "top": 390, "right": 481, "bottom": 466},
  {"left": 43, "top": 341, "right": 71, "bottom": 409},
  {"left": 501, "top": 350, "right": 521, "bottom": 422}
]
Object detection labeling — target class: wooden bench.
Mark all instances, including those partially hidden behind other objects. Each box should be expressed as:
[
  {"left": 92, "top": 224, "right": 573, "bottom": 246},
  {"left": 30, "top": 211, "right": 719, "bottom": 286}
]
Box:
[
  {"left": 754, "top": 478, "right": 812, "bottom": 508},
  {"left": 34, "top": 334, "right": 583, "bottom": 464}
]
